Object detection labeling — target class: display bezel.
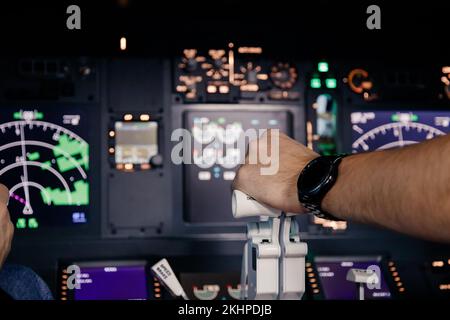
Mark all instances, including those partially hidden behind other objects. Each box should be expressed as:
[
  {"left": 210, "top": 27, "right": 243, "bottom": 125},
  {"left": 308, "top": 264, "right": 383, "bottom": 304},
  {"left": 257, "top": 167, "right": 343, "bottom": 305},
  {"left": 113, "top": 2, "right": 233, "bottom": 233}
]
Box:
[
  {"left": 310, "top": 255, "right": 397, "bottom": 300},
  {"left": 58, "top": 260, "right": 160, "bottom": 301},
  {"left": 0, "top": 103, "right": 100, "bottom": 239}
]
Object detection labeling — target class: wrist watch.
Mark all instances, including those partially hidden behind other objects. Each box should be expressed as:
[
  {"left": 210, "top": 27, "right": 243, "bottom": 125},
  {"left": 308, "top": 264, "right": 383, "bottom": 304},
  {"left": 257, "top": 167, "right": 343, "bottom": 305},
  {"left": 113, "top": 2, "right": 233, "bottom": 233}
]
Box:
[{"left": 297, "top": 155, "right": 348, "bottom": 221}]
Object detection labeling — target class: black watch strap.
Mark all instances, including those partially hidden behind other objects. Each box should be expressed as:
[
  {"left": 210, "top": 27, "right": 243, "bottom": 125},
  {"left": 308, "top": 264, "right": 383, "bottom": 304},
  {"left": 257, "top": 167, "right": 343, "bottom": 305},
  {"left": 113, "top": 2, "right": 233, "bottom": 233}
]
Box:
[{"left": 297, "top": 155, "right": 347, "bottom": 221}]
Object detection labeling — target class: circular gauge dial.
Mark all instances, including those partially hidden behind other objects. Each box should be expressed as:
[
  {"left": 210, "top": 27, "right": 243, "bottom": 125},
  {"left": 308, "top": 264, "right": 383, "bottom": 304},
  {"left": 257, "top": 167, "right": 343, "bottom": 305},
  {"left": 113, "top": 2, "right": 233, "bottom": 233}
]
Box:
[
  {"left": 351, "top": 112, "right": 450, "bottom": 153},
  {"left": 270, "top": 62, "right": 298, "bottom": 90},
  {"left": 0, "top": 110, "right": 89, "bottom": 229}
]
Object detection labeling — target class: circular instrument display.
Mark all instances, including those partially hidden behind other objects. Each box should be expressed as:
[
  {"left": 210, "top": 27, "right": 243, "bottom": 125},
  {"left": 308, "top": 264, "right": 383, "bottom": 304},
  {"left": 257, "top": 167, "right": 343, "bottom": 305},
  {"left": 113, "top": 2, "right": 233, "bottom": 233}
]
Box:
[
  {"left": 351, "top": 111, "right": 450, "bottom": 153},
  {"left": 270, "top": 62, "right": 298, "bottom": 90},
  {"left": 0, "top": 108, "right": 89, "bottom": 229}
]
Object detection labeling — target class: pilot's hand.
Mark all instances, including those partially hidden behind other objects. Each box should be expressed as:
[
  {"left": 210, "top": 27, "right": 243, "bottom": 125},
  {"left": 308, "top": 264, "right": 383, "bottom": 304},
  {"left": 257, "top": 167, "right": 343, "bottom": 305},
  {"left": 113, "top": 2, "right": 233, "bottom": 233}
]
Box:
[
  {"left": 232, "top": 130, "right": 319, "bottom": 214},
  {"left": 0, "top": 184, "right": 13, "bottom": 269}
]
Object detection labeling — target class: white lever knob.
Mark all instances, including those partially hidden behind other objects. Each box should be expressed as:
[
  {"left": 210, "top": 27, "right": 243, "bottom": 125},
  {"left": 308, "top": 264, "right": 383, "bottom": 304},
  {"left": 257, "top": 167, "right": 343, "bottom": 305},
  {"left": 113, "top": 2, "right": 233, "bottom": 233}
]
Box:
[{"left": 232, "top": 190, "right": 281, "bottom": 218}]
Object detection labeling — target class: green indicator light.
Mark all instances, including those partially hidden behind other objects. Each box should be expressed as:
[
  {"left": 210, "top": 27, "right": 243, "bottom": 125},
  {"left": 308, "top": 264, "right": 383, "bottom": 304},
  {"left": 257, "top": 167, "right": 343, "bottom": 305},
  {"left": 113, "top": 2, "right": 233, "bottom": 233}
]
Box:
[
  {"left": 13, "top": 111, "right": 22, "bottom": 120},
  {"left": 28, "top": 218, "right": 39, "bottom": 229},
  {"left": 16, "top": 218, "right": 26, "bottom": 229},
  {"left": 391, "top": 113, "right": 419, "bottom": 122},
  {"left": 318, "top": 62, "right": 329, "bottom": 73},
  {"left": 325, "top": 78, "right": 337, "bottom": 89},
  {"left": 35, "top": 112, "right": 44, "bottom": 120},
  {"left": 310, "top": 78, "right": 321, "bottom": 89},
  {"left": 27, "top": 152, "right": 40, "bottom": 161}
]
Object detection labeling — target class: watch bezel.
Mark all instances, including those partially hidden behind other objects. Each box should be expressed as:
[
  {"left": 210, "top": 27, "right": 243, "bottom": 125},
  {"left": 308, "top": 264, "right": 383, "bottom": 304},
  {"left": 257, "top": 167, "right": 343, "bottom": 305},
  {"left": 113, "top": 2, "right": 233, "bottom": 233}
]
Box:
[{"left": 297, "top": 155, "right": 346, "bottom": 220}]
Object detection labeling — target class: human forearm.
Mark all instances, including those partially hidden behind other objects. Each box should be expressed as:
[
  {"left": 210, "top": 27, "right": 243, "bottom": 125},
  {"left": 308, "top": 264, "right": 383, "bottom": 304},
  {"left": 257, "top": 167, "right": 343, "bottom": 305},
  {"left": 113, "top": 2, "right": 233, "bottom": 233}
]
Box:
[{"left": 323, "top": 135, "right": 450, "bottom": 242}]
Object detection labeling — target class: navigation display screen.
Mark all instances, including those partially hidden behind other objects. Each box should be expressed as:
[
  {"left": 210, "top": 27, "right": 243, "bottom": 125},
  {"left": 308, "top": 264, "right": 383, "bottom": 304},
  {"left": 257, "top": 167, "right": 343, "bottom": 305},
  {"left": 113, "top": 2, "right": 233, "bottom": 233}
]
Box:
[
  {"left": 351, "top": 111, "right": 450, "bottom": 153},
  {"left": 0, "top": 107, "right": 89, "bottom": 229},
  {"left": 73, "top": 263, "right": 148, "bottom": 300}
]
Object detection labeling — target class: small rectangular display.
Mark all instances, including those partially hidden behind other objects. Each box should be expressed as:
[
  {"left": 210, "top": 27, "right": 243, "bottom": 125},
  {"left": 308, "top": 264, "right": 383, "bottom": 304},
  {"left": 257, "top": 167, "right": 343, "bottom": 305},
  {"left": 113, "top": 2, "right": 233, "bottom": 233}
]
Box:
[
  {"left": 315, "top": 256, "right": 391, "bottom": 300},
  {"left": 114, "top": 121, "right": 158, "bottom": 164},
  {"left": 73, "top": 262, "right": 148, "bottom": 300},
  {"left": 351, "top": 110, "right": 450, "bottom": 153}
]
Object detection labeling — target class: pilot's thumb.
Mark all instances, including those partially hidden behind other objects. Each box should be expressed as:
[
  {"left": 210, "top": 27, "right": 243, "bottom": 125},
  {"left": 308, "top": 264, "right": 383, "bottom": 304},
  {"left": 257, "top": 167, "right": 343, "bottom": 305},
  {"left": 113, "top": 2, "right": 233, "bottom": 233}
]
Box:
[{"left": 0, "top": 184, "right": 9, "bottom": 206}]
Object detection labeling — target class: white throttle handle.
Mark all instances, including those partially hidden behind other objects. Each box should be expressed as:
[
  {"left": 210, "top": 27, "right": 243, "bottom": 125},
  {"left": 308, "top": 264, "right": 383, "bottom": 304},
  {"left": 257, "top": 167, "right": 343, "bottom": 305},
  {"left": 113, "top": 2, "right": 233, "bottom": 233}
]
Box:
[{"left": 232, "top": 190, "right": 281, "bottom": 218}]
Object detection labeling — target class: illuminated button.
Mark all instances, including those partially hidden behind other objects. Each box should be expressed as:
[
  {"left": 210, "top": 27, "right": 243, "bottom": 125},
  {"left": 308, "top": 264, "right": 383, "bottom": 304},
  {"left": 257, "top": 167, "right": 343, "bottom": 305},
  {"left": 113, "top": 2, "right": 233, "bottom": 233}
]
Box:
[
  {"left": 140, "top": 114, "right": 150, "bottom": 121},
  {"left": 432, "top": 261, "right": 444, "bottom": 267},
  {"left": 318, "top": 62, "right": 329, "bottom": 73},
  {"left": 124, "top": 163, "right": 134, "bottom": 171},
  {"left": 198, "top": 171, "right": 211, "bottom": 181},
  {"left": 325, "top": 78, "right": 337, "bottom": 89},
  {"left": 123, "top": 114, "right": 133, "bottom": 121},
  {"left": 176, "top": 85, "right": 187, "bottom": 92},
  {"left": 207, "top": 85, "right": 217, "bottom": 93},
  {"left": 310, "top": 78, "right": 321, "bottom": 89},
  {"left": 219, "top": 85, "right": 229, "bottom": 94},
  {"left": 223, "top": 171, "right": 236, "bottom": 180},
  {"left": 16, "top": 218, "right": 26, "bottom": 229},
  {"left": 439, "top": 284, "right": 450, "bottom": 290},
  {"left": 28, "top": 218, "right": 39, "bottom": 229},
  {"left": 109, "top": 131, "right": 115, "bottom": 137},
  {"left": 120, "top": 37, "right": 127, "bottom": 51}
]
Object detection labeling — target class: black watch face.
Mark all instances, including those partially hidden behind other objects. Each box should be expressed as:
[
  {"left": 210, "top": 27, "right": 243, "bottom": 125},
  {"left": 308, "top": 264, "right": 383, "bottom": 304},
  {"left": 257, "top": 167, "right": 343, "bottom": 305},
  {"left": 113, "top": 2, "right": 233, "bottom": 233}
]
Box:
[{"left": 299, "top": 159, "right": 330, "bottom": 193}]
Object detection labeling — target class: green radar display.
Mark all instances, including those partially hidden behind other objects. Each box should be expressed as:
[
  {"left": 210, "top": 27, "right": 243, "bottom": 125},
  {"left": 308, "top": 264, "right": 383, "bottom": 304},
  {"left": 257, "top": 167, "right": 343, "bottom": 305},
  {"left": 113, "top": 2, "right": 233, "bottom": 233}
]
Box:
[{"left": 0, "top": 108, "right": 89, "bottom": 229}]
